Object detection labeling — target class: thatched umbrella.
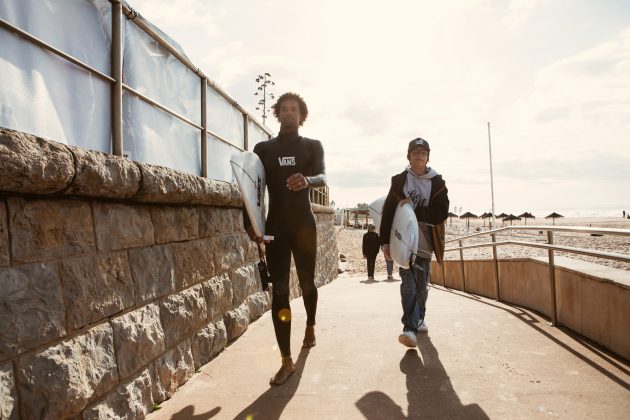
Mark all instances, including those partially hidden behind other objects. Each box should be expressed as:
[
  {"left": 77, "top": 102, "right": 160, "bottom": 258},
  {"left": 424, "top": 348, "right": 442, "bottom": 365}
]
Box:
[
  {"left": 480, "top": 212, "right": 493, "bottom": 227},
  {"left": 448, "top": 211, "right": 459, "bottom": 226},
  {"left": 460, "top": 211, "right": 478, "bottom": 229},
  {"left": 497, "top": 212, "right": 508, "bottom": 219},
  {"left": 518, "top": 211, "right": 536, "bottom": 225},
  {"left": 503, "top": 214, "right": 521, "bottom": 226},
  {"left": 545, "top": 212, "right": 564, "bottom": 225}
]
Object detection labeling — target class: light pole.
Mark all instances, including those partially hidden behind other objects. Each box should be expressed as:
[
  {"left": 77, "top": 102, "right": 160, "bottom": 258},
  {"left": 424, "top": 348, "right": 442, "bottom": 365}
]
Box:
[
  {"left": 487, "top": 122, "right": 496, "bottom": 228},
  {"left": 254, "top": 73, "right": 275, "bottom": 124}
]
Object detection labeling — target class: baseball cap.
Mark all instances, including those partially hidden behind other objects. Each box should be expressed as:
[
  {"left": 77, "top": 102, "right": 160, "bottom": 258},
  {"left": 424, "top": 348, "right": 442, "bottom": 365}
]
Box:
[{"left": 408, "top": 138, "right": 430, "bottom": 152}]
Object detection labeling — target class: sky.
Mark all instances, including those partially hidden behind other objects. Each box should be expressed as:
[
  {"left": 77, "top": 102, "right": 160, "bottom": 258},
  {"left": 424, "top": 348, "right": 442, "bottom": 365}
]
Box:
[{"left": 129, "top": 0, "right": 630, "bottom": 217}]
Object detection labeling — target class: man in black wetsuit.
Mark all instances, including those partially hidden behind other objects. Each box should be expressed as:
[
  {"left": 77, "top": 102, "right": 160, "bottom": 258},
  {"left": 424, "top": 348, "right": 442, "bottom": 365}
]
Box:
[{"left": 244, "top": 92, "right": 326, "bottom": 385}]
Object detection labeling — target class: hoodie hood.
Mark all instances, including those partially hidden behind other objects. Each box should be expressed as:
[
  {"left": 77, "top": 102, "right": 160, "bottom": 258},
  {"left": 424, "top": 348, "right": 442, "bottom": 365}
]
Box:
[{"left": 406, "top": 166, "right": 439, "bottom": 179}]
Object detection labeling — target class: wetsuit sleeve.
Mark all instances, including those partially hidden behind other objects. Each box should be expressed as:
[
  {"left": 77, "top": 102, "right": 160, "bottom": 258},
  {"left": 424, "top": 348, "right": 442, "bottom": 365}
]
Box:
[
  {"left": 362, "top": 234, "right": 367, "bottom": 254},
  {"left": 305, "top": 140, "right": 326, "bottom": 187}
]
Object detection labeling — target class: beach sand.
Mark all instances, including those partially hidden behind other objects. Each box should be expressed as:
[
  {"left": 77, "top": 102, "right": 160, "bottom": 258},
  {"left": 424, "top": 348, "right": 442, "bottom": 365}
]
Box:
[{"left": 336, "top": 217, "right": 630, "bottom": 277}]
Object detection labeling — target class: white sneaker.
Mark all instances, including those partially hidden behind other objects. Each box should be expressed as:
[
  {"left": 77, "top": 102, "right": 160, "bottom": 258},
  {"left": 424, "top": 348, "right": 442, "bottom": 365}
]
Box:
[
  {"left": 398, "top": 331, "right": 417, "bottom": 347},
  {"left": 417, "top": 320, "right": 428, "bottom": 333}
]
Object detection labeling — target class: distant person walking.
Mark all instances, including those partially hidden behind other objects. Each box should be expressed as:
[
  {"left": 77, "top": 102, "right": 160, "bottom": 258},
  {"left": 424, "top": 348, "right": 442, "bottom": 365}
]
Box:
[
  {"left": 362, "top": 224, "right": 380, "bottom": 280},
  {"left": 243, "top": 92, "right": 326, "bottom": 385},
  {"left": 624, "top": 210, "right": 626, "bottom": 218},
  {"left": 380, "top": 138, "right": 449, "bottom": 348}
]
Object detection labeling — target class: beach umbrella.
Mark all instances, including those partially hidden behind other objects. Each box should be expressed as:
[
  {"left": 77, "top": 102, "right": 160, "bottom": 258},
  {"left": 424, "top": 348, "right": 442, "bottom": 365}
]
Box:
[
  {"left": 480, "top": 212, "right": 493, "bottom": 227},
  {"left": 503, "top": 214, "right": 521, "bottom": 226},
  {"left": 518, "top": 212, "right": 536, "bottom": 225},
  {"left": 545, "top": 212, "right": 564, "bottom": 226},
  {"left": 497, "top": 212, "right": 508, "bottom": 219},
  {"left": 459, "top": 211, "right": 478, "bottom": 228},
  {"left": 448, "top": 211, "right": 459, "bottom": 226}
]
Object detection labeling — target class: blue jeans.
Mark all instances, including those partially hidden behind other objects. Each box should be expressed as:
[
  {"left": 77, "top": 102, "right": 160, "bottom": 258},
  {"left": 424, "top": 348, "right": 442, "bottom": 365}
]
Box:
[{"left": 399, "top": 257, "right": 431, "bottom": 333}]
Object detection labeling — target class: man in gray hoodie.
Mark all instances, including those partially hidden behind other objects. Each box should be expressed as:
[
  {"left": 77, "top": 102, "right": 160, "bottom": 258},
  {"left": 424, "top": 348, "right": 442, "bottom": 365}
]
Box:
[{"left": 379, "top": 138, "right": 449, "bottom": 347}]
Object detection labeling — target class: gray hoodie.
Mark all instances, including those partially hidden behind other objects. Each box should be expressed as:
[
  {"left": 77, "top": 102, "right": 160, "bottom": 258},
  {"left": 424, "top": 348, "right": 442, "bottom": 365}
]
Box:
[{"left": 403, "top": 166, "right": 439, "bottom": 259}]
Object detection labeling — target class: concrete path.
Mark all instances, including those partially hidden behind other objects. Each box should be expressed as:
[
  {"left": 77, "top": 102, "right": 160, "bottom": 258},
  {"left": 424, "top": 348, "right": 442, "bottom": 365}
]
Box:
[{"left": 148, "top": 273, "right": 630, "bottom": 419}]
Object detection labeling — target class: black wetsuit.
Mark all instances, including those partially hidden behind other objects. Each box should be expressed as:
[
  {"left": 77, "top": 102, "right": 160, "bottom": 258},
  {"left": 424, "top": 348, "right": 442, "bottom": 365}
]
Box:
[{"left": 246, "top": 130, "right": 326, "bottom": 357}]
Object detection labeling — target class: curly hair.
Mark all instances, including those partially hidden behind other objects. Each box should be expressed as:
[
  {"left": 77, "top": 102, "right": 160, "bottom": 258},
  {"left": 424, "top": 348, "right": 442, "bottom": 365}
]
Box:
[{"left": 272, "top": 92, "right": 309, "bottom": 126}]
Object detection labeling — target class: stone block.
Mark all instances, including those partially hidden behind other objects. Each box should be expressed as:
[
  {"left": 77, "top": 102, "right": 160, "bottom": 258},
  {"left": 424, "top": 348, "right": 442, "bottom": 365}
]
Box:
[
  {"left": 0, "top": 200, "right": 9, "bottom": 266},
  {"left": 111, "top": 303, "right": 165, "bottom": 379},
  {"left": 231, "top": 263, "right": 259, "bottom": 304},
  {"left": 16, "top": 323, "right": 118, "bottom": 419},
  {"left": 152, "top": 339, "right": 194, "bottom": 401},
  {"left": 197, "top": 206, "right": 238, "bottom": 238},
  {"left": 128, "top": 245, "right": 175, "bottom": 303},
  {"left": 63, "top": 145, "right": 142, "bottom": 199},
  {"left": 171, "top": 239, "right": 215, "bottom": 289},
  {"left": 93, "top": 202, "right": 155, "bottom": 251},
  {"left": 0, "top": 127, "right": 74, "bottom": 194},
  {"left": 0, "top": 362, "right": 18, "bottom": 420},
  {"left": 0, "top": 262, "right": 65, "bottom": 359},
  {"left": 151, "top": 205, "right": 199, "bottom": 244},
  {"left": 247, "top": 291, "right": 271, "bottom": 321},
  {"left": 195, "top": 178, "right": 242, "bottom": 207},
  {"left": 224, "top": 303, "right": 249, "bottom": 342},
  {"left": 8, "top": 197, "right": 95, "bottom": 263},
  {"left": 134, "top": 163, "right": 205, "bottom": 204},
  {"left": 60, "top": 252, "right": 135, "bottom": 330},
  {"left": 215, "top": 235, "right": 246, "bottom": 274},
  {"left": 160, "top": 285, "right": 208, "bottom": 347},
  {"left": 202, "top": 273, "right": 234, "bottom": 320},
  {"left": 83, "top": 369, "right": 153, "bottom": 420},
  {"left": 191, "top": 319, "right": 227, "bottom": 370}
]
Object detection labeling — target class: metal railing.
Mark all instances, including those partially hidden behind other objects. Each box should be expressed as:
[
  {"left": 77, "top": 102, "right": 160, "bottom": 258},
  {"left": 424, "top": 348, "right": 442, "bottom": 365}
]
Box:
[
  {"left": 443, "top": 225, "right": 630, "bottom": 326},
  {"left": 310, "top": 185, "right": 330, "bottom": 207},
  {"left": 0, "top": 0, "right": 271, "bottom": 176}
]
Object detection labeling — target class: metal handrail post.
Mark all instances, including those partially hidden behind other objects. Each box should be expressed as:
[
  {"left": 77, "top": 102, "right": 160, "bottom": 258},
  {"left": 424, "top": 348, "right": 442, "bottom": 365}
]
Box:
[
  {"left": 441, "top": 257, "right": 447, "bottom": 288},
  {"left": 459, "top": 240, "right": 466, "bottom": 292},
  {"left": 111, "top": 0, "right": 123, "bottom": 156},
  {"left": 200, "top": 78, "right": 207, "bottom": 177},
  {"left": 492, "top": 233, "right": 500, "bottom": 301},
  {"left": 547, "top": 231, "right": 558, "bottom": 326}
]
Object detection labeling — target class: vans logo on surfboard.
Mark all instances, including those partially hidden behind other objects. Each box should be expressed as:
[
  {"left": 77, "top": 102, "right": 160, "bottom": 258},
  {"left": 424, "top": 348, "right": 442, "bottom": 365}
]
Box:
[
  {"left": 278, "top": 156, "right": 296, "bottom": 166},
  {"left": 257, "top": 175, "right": 263, "bottom": 207},
  {"left": 394, "top": 229, "right": 402, "bottom": 240}
]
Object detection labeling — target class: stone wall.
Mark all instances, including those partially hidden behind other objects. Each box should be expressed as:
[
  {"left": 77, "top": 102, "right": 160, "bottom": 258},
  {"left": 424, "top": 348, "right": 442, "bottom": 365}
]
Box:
[{"left": 0, "top": 128, "right": 338, "bottom": 419}]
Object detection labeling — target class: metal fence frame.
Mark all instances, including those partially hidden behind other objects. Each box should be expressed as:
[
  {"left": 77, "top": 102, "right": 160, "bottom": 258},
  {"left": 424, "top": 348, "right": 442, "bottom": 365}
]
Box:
[
  {"left": 0, "top": 0, "right": 331, "bottom": 205},
  {"left": 0, "top": 1, "right": 269, "bottom": 172},
  {"left": 443, "top": 225, "right": 630, "bottom": 326}
]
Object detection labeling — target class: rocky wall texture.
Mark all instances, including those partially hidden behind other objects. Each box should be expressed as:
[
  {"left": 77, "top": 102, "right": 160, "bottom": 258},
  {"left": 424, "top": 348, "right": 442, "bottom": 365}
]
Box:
[{"left": 0, "top": 127, "right": 338, "bottom": 419}]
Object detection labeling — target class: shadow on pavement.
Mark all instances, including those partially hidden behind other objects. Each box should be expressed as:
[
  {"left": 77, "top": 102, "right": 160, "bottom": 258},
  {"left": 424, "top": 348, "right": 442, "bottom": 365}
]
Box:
[
  {"left": 233, "top": 347, "right": 311, "bottom": 420},
  {"left": 356, "top": 336, "right": 488, "bottom": 419},
  {"left": 434, "top": 285, "right": 630, "bottom": 390},
  {"left": 360, "top": 278, "right": 379, "bottom": 284},
  {"left": 168, "top": 405, "right": 221, "bottom": 420}
]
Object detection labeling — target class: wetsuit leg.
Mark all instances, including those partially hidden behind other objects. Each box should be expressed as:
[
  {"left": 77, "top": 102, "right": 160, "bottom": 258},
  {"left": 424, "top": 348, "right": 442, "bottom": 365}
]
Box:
[
  {"left": 266, "top": 230, "right": 293, "bottom": 357},
  {"left": 292, "top": 224, "right": 318, "bottom": 326}
]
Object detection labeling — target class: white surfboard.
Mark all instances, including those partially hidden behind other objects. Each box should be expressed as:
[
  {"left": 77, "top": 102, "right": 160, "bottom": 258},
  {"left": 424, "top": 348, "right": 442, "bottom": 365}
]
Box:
[
  {"left": 389, "top": 203, "right": 419, "bottom": 267},
  {"left": 230, "top": 151, "right": 272, "bottom": 240},
  {"left": 368, "top": 196, "right": 386, "bottom": 232}
]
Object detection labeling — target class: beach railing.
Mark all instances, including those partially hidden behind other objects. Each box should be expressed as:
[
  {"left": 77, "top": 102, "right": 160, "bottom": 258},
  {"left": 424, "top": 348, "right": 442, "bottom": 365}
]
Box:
[{"left": 443, "top": 225, "right": 630, "bottom": 326}]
